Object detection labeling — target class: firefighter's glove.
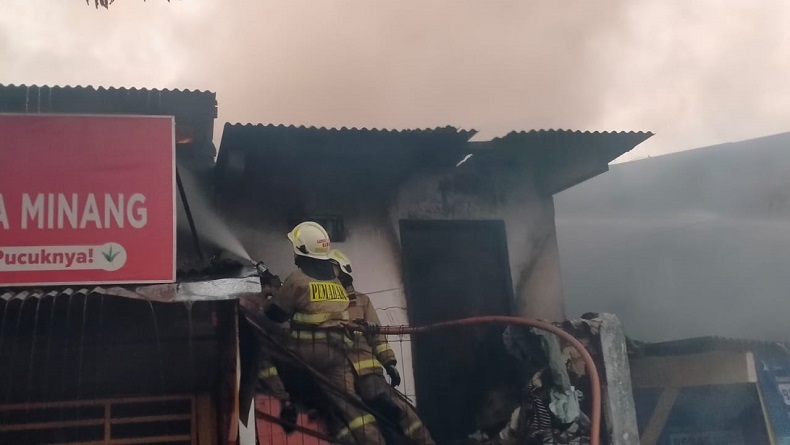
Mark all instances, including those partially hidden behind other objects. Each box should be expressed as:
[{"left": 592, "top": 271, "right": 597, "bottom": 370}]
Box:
[
  {"left": 364, "top": 322, "right": 381, "bottom": 337},
  {"left": 279, "top": 400, "right": 298, "bottom": 435},
  {"left": 351, "top": 319, "right": 380, "bottom": 338},
  {"left": 344, "top": 320, "right": 363, "bottom": 338},
  {"left": 384, "top": 363, "right": 401, "bottom": 388},
  {"left": 256, "top": 262, "right": 282, "bottom": 289}
]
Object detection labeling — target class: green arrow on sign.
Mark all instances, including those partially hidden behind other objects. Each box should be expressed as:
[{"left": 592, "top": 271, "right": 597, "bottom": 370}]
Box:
[{"left": 102, "top": 245, "right": 120, "bottom": 263}]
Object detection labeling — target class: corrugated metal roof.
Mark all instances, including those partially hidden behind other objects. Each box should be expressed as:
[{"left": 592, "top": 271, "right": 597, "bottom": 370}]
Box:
[
  {"left": 0, "top": 84, "right": 217, "bottom": 118},
  {"left": 495, "top": 129, "right": 653, "bottom": 137},
  {"left": 223, "top": 122, "right": 476, "bottom": 135},
  {"left": 0, "top": 83, "right": 214, "bottom": 94},
  {"left": 220, "top": 123, "right": 477, "bottom": 149},
  {"left": 484, "top": 129, "right": 654, "bottom": 163},
  {"left": 217, "top": 124, "right": 653, "bottom": 197},
  {"left": 217, "top": 123, "right": 478, "bottom": 184},
  {"left": 641, "top": 336, "right": 790, "bottom": 357}
]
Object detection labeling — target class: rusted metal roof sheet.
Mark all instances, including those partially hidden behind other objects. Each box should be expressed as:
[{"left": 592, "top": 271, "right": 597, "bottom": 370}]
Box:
[
  {"left": 0, "top": 276, "right": 260, "bottom": 303},
  {"left": 220, "top": 123, "right": 477, "bottom": 156},
  {"left": 220, "top": 124, "right": 651, "bottom": 162},
  {"left": 0, "top": 84, "right": 217, "bottom": 119},
  {"left": 217, "top": 124, "right": 652, "bottom": 197},
  {"left": 217, "top": 123, "right": 480, "bottom": 199}
]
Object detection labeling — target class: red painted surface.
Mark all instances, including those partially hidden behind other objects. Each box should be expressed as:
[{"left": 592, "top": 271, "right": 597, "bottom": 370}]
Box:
[
  {"left": 254, "top": 396, "right": 330, "bottom": 445},
  {"left": 0, "top": 114, "right": 175, "bottom": 285}
]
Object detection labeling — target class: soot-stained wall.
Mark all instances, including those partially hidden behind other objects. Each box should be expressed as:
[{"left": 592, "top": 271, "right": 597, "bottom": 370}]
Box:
[{"left": 216, "top": 151, "right": 566, "bottom": 400}]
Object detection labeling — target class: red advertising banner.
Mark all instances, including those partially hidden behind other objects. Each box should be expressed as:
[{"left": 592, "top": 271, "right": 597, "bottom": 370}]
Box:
[{"left": 0, "top": 114, "right": 176, "bottom": 286}]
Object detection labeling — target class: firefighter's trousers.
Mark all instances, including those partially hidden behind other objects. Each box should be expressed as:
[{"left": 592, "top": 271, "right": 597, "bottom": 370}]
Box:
[
  {"left": 292, "top": 332, "right": 386, "bottom": 445},
  {"left": 355, "top": 372, "right": 436, "bottom": 445}
]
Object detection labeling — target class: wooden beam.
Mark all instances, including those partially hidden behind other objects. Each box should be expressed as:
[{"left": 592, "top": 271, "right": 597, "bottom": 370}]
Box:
[
  {"left": 640, "top": 387, "right": 679, "bottom": 445},
  {"left": 757, "top": 382, "right": 779, "bottom": 445},
  {"left": 48, "top": 442, "right": 105, "bottom": 445},
  {"left": 196, "top": 393, "right": 216, "bottom": 445},
  {"left": 0, "top": 418, "right": 104, "bottom": 432},
  {"left": 191, "top": 396, "right": 197, "bottom": 445},
  {"left": 110, "top": 435, "right": 192, "bottom": 445},
  {"left": 110, "top": 414, "right": 192, "bottom": 424},
  {"left": 105, "top": 402, "right": 112, "bottom": 444},
  {"left": 630, "top": 352, "right": 757, "bottom": 389},
  {"left": 0, "top": 394, "right": 193, "bottom": 411},
  {"left": 598, "top": 314, "right": 640, "bottom": 445}
]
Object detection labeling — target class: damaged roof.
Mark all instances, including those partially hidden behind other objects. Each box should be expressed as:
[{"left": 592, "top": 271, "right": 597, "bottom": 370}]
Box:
[
  {"left": 216, "top": 123, "right": 480, "bottom": 201},
  {"left": 0, "top": 84, "right": 217, "bottom": 119},
  {"left": 0, "top": 259, "right": 260, "bottom": 303},
  {"left": 219, "top": 123, "right": 476, "bottom": 157},
  {"left": 484, "top": 129, "right": 654, "bottom": 164},
  {"left": 0, "top": 277, "right": 260, "bottom": 303},
  {"left": 469, "top": 129, "right": 653, "bottom": 194},
  {"left": 218, "top": 124, "right": 653, "bottom": 196}
]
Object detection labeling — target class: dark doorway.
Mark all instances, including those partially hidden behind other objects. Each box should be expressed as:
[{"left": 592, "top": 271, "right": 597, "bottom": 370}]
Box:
[{"left": 400, "top": 220, "right": 521, "bottom": 442}]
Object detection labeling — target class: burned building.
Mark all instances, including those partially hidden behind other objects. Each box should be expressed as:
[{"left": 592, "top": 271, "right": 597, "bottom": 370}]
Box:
[{"left": 214, "top": 124, "right": 652, "bottom": 443}]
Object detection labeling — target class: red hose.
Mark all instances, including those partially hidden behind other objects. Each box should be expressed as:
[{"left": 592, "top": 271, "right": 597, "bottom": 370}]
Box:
[{"left": 377, "top": 316, "right": 602, "bottom": 445}]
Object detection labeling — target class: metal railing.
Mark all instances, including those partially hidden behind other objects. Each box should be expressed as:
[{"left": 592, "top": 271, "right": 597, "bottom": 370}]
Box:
[
  {"left": 0, "top": 395, "right": 195, "bottom": 445},
  {"left": 249, "top": 316, "right": 602, "bottom": 445}
]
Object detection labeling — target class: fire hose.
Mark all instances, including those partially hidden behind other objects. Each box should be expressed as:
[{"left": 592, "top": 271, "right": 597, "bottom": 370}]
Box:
[
  {"left": 374, "top": 316, "right": 602, "bottom": 445},
  {"left": 249, "top": 314, "right": 602, "bottom": 445}
]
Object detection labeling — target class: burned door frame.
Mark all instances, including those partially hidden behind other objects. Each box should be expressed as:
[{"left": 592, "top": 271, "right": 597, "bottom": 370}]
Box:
[
  {"left": 399, "top": 219, "right": 515, "bottom": 316},
  {"left": 399, "top": 219, "right": 517, "bottom": 442}
]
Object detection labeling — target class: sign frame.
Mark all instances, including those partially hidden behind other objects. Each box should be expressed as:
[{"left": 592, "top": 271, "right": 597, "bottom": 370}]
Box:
[{"left": 0, "top": 112, "right": 177, "bottom": 286}]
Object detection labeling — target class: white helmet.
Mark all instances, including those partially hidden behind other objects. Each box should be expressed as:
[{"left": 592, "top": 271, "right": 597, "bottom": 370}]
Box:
[
  {"left": 329, "top": 249, "right": 353, "bottom": 278},
  {"left": 287, "top": 221, "right": 331, "bottom": 259}
]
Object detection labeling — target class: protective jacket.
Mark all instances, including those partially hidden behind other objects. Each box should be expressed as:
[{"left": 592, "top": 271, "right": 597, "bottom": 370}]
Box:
[{"left": 346, "top": 289, "right": 396, "bottom": 375}]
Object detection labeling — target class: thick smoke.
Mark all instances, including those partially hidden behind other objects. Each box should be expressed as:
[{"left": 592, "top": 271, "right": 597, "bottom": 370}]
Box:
[
  {"left": 3, "top": 1, "right": 790, "bottom": 159},
  {"left": 555, "top": 133, "right": 790, "bottom": 342},
  {"left": 176, "top": 165, "right": 252, "bottom": 263}
]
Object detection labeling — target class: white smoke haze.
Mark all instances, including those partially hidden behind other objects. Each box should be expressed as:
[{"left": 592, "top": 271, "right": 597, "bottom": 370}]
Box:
[
  {"left": 176, "top": 165, "right": 252, "bottom": 263},
  {"left": 2, "top": 1, "right": 790, "bottom": 161}
]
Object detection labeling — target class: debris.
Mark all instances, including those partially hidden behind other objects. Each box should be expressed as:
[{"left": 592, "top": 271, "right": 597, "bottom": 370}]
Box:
[{"left": 463, "top": 323, "right": 595, "bottom": 445}]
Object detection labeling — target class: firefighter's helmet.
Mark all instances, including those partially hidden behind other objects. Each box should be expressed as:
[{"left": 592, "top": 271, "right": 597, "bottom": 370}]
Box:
[
  {"left": 329, "top": 249, "right": 353, "bottom": 278},
  {"left": 287, "top": 221, "right": 331, "bottom": 260}
]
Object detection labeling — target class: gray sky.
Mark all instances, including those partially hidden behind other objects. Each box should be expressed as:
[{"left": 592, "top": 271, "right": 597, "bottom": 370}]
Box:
[{"left": 2, "top": 1, "right": 790, "bottom": 161}]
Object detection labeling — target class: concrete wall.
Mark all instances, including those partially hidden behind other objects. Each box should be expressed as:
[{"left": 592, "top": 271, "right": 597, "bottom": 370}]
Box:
[{"left": 218, "top": 155, "right": 566, "bottom": 399}]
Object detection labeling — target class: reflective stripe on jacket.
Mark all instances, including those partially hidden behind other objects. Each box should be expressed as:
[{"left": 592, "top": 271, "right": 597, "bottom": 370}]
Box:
[{"left": 346, "top": 289, "right": 396, "bottom": 375}]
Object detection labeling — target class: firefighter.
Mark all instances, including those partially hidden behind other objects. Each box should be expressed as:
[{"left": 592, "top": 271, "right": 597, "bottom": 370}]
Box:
[
  {"left": 239, "top": 291, "right": 299, "bottom": 434},
  {"left": 262, "top": 221, "right": 385, "bottom": 445},
  {"left": 329, "top": 249, "right": 436, "bottom": 445}
]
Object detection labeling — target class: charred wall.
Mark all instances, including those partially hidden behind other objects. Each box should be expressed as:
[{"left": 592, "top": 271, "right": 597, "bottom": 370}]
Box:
[{"left": 214, "top": 127, "right": 573, "bottom": 402}]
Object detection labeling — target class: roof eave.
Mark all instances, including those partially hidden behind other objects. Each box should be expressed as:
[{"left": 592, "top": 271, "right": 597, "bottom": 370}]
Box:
[{"left": 0, "top": 276, "right": 259, "bottom": 304}]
